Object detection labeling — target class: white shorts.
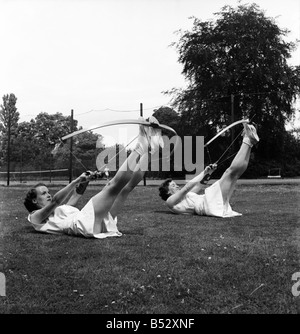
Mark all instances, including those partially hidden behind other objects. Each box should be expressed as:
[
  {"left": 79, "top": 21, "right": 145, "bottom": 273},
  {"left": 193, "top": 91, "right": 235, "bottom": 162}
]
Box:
[
  {"left": 67, "top": 199, "right": 123, "bottom": 239},
  {"left": 195, "top": 181, "right": 242, "bottom": 218}
]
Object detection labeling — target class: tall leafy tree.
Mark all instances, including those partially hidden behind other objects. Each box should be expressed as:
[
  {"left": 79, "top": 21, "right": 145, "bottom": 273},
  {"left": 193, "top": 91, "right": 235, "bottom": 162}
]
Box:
[
  {"left": 169, "top": 3, "right": 300, "bottom": 161},
  {"left": 12, "top": 121, "right": 37, "bottom": 171},
  {"left": 54, "top": 131, "right": 104, "bottom": 174},
  {"left": 19, "top": 112, "right": 105, "bottom": 173},
  {"left": 0, "top": 94, "right": 19, "bottom": 170},
  {"left": 0, "top": 106, "right": 106, "bottom": 177},
  {"left": 16, "top": 112, "right": 78, "bottom": 170}
]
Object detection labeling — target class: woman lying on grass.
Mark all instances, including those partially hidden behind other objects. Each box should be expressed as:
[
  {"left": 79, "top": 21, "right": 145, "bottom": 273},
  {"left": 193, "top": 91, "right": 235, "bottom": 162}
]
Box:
[
  {"left": 24, "top": 117, "right": 163, "bottom": 239},
  {"left": 159, "top": 123, "right": 259, "bottom": 218}
]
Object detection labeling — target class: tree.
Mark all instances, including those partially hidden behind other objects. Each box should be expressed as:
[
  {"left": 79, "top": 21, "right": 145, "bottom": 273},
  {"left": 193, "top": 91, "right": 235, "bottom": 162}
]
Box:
[
  {"left": 60, "top": 131, "right": 103, "bottom": 174},
  {"left": 152, "top": 106, "right": 181, "bottom": 134},
  {"left": 13, "top": 112, "right": 79, "bottom": 171},
  {"left": 151, "top": 106, "right": 186, "bottom": 178},
  {"left": 169, "top": 3, "right": 300, "bottom": 163},
  {"left": 0, "top": 94, "right": 19, "bottom": 183},
  {"left": 12, "top": 121, "right": 37, "bottom": 172},
  {"left": 281, "top": 130, "right": 300, "bottom": 176},
  {"left": 0, "top": 106, "right": 107, "bottom": 180},
  {"left": 0, "top": 94, "right": 19, "bottom": 135}
]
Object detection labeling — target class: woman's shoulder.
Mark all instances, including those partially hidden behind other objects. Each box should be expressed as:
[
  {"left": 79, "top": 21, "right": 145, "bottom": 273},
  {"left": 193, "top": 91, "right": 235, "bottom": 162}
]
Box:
[{"left": 28, "top": 210, "right": 49, "bottom": 225}]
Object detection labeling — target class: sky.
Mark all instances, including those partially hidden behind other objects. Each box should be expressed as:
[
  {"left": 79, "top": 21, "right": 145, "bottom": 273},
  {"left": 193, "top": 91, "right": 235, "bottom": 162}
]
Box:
[{"left": 1, "top": 0, "right": 300, "bottom": 136}]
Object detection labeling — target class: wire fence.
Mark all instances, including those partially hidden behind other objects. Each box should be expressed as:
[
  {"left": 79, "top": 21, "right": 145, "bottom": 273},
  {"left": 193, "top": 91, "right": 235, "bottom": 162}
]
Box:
[{"left": 0, "top": 169, "right": 69, "bottom": 184}]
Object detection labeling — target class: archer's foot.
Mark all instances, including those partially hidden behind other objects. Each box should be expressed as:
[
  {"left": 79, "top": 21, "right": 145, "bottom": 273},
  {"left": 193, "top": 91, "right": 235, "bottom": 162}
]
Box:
[
  {"left": 148, "top": 116, "right": 164, "bottom": 154},
  {"left": 134, "top": 117, "right": 150, "bottom": 155},
  {"left": 242, "top": 123, "right": 259, "bottom": 147}
]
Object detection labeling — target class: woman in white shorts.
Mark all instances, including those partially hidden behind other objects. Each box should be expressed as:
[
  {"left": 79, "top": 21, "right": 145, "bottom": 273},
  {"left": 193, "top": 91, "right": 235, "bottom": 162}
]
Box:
[
  {"left": 24, "top": 117, "right": 163, "bottom": 239},
  {"left": 159, "top": 123, "right": 259, "bottom": 218}
]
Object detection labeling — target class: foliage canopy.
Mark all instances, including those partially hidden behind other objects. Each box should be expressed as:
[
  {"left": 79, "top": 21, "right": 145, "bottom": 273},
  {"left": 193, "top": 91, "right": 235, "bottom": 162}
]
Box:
[{"left": 168, "top": 3, "right": 300, "bottom": 162}]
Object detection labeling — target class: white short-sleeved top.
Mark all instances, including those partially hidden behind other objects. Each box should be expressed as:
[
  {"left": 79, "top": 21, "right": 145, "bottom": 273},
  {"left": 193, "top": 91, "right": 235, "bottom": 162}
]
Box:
[
  {"left": 169, "top": 192, "right": 205, "bottom": 215},
  {"left": 168, "top": 181, "right": 242, "bottom": 218},
  {"left": 27, "top": 201, "right": 122, "bottom": 239}
]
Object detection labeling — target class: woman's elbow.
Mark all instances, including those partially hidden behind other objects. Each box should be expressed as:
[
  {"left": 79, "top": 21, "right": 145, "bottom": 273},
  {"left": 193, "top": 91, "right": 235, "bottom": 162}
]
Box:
[{"left": 51, "top": 195, "right": 63, "bottom": 207}]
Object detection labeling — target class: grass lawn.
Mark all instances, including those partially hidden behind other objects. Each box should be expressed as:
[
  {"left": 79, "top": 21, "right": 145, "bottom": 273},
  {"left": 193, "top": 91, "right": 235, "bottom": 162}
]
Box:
[{"left": 0, "top": 182, "right": 299, "bottom": 314}]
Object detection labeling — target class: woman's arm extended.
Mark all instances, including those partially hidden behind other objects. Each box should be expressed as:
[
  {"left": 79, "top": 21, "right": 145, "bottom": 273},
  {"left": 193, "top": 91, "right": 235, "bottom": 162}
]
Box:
[
  {"left": 66, "top": 178, "right": 91, "bottom": 207},
  {"left": 30, "top": 172, "right": 91, "bottom": 224},
  {"left": 166, "top": 164, "right": 217, "bottom": 207}
]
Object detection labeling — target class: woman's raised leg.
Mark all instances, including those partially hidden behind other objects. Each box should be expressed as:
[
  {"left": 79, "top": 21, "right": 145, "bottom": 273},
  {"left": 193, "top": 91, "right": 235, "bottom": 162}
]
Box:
[
  {"left": 218, "top": 123, "right": 259, "bottom": 204},
  {"left": 109, "top": 153, "right": 149, "bottom": 218},
  {"left": 90, "top": 117, "right": 162, "bottom": 224}
]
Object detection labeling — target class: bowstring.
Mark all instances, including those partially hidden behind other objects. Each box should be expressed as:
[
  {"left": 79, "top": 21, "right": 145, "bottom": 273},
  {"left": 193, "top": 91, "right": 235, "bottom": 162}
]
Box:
[
  {"left": 207, "top": 114, "right": 256, "bottom": 167},
  {"left": 205, "top": 146, "right": 213, "bottom": 165},
  {"left": 55, "top": 133, "right": 139, "bottom": 185},
  {"left": 214, "top": 127, "right": 244, "bottom": 164},
  {"left": 96, "top": 133, "right": 139, "bottom": 171},
  {"left": 215, "top": 151, "right": 237, "bottom": 167},
  {"left": 204, "top": 126, "right": 244, "bottom": 167},
  {"left": 55, "top": 138, "right": 88, "bottom": 171}
]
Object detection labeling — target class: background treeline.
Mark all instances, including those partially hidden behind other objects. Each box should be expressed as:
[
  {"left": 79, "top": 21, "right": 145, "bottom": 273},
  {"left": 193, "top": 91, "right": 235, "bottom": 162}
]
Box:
[{"left": 0, "top": 3, "right": 299, "bottom": 179}]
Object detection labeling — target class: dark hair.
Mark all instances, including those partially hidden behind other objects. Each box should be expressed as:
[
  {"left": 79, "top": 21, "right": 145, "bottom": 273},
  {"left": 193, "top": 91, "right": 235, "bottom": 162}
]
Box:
[
  {"left": 24, "top": 183, "right": 46, "bottom": 213},
  {"left": 158, "top": 178, "right": 172, "bottom": 201}
]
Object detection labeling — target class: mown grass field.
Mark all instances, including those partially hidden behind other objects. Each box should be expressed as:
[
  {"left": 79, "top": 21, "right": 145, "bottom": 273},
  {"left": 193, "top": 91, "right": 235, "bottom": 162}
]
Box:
[{"left": 0, "top": 182, "right": 299, "bottom": 314}]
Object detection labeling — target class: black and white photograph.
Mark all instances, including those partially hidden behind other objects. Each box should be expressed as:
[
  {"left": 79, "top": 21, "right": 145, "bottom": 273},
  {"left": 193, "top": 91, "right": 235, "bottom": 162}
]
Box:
[{"left": 0, "top": 0, "right": 299, "bottom": 318}]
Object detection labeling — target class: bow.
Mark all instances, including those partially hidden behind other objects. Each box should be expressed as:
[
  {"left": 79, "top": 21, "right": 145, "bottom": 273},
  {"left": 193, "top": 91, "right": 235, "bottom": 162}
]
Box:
[
  {"left": 204, "top": 119, "right": 250, "bottom": 166},
  {"left": 204, "top": 119, "right": 249, "bottom": 147},
  {"left": 60, "top": 118, "right": 179, "bottom": 172},
  {"left": 61, "top": 119, "right": 177, "bottom": 141}
]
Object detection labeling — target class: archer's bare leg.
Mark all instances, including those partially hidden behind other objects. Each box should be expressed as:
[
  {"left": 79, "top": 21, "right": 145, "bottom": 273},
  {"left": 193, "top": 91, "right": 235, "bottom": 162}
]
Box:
[
  {"left": 218, "top": 142, "right": 251, "bottom": 203},
  {"left": 91, "top": 150, "right": 143, "bottom": 222},
  {"left": 109, "top": 153, "right": 149, "bottom": 218},
  {"left": 91, "top": 117, "right": 162, "bottom": 224},
  {"left": 218, "top": 123, "right": 259, "bottom": 204},
  {"left": 90, "top": 122, "right": 151, "bottom": 224}
]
